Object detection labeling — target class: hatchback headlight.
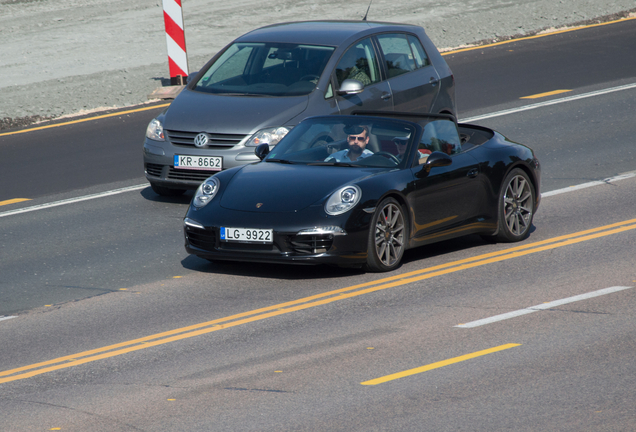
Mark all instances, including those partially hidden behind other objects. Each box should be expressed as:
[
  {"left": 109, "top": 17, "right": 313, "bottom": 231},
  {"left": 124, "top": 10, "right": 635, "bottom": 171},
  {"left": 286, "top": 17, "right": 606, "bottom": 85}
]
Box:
[
  {"left": 325, "top": 185, "right": 361, "bottom": 216},
  {"left": 193, "top": 177, "right": 220, "bottom": 208},
  {"left": 146, "top": 118, "right": 165, "bottom": 141},
  {"left": 244, "top": 126, "right": 291, "bottom": 147}
]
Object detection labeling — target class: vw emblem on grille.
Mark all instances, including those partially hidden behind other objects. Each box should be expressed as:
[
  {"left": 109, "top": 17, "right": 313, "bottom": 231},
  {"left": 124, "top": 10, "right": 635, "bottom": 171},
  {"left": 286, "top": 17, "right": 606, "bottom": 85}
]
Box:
[
  {"left": 256, "top": 203, "right": 263, "bottom": 208},
  {"left": 194, "top": 133, "right": 209, "bottom": 148}
]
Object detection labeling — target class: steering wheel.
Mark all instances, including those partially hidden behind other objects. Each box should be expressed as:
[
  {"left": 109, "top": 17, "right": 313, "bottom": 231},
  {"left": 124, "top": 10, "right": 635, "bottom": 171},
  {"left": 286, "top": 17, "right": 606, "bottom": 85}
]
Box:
[
  {"left": 373, "top": 151, "right": 401, "bottom": 164},
  {"left": 300, "top": 74, "right": 320, "bottom": 82}
]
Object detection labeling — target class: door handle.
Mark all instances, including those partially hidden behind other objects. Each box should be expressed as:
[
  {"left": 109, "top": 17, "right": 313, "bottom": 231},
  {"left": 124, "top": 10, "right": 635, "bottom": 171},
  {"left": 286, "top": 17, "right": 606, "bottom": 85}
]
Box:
[
  {"left": 429, "top": 77, "right": 439, "bottom": 86},
  {"left": 381, "top": 93, "right": 392, "bottom": 100},
  {"left": 467, "top": 168, "right": 478, "bottom": 178}
]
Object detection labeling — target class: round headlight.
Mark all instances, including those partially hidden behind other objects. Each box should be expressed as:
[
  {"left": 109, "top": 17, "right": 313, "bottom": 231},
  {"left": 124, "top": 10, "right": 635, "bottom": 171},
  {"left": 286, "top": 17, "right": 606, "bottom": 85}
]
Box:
[
  {"left": 193, "top": 176, "right": 220, "bottom": 208},
  {"left": 325, "top": 185, "right": 361, "bottom": 216}
]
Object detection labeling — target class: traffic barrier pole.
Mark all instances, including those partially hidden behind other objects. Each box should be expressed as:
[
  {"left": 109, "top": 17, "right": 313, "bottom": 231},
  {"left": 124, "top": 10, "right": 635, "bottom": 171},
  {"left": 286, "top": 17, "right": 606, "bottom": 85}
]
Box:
[{"left": 162, "top": 0, "right": 189, "bottom": 85}]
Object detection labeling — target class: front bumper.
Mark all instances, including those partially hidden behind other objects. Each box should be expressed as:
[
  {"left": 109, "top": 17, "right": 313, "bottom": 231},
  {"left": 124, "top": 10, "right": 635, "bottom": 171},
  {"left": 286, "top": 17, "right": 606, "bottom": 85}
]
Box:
[
  {"left": 144, "top": 138, "right": 261, "bottom": 190},
  {"left": 183, "top": 207, "right": 372, "bottom": 266}
]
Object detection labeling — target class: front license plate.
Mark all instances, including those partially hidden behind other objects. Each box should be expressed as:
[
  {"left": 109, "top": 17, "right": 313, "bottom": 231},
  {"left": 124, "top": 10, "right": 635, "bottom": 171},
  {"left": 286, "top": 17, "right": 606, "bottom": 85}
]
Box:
[
  {"left": 221, "top": 227, "right": 273, "bottom": 244},
  {"left": 174, "top": 155, "right": 222, "bottom": 171}
]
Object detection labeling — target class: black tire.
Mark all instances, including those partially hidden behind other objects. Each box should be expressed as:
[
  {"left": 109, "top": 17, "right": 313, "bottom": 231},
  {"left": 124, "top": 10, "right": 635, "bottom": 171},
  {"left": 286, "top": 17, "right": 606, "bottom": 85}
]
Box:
[
  {"left": 491, "top": 168, "right": 535, "bottom": 242},
  {"left": 150, "top": 183, "right": 186, "bottom": 197},
  {"left": 365, "top": 197, "right": 407, "bottom": 272}
]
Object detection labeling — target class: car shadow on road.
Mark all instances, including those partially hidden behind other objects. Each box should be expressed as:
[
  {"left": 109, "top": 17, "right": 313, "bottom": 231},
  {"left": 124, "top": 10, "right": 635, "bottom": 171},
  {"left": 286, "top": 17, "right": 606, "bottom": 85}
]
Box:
[
  {"left": 180, "top": 254, "right": 366, "bottom": 280},
  {"left": 179, "top": 228, "right": 539, "bottom": 281},
  {"left": 139, "top": 187, "right": 194, "bottom": 204}
]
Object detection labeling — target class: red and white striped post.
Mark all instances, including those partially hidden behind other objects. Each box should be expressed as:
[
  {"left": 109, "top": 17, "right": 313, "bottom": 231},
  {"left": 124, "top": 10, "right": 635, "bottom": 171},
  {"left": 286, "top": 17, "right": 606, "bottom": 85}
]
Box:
[{"left": 162, "top": 0, "right": 189, "bottom": 85}]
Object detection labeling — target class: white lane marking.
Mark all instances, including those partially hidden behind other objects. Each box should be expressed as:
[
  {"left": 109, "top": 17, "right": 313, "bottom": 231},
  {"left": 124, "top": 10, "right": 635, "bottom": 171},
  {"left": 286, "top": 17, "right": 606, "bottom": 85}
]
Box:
[
  {"left": 0, "top": 316, "right": 17, "bottom": 322},
  {"left": 542, "top": 172, "right": 636, "bottom": 197},
  {"left": 2, "top": 83, "right": 636, "bottom": 220},
  {"left": 0, "top": 184, "right": 147, "bottom": 218},
  {"left": 460, "top": 82, "right": 636, "bottom": 123},
  {"left": 455, "top": 286, "right": 633, "bottom": 328}
]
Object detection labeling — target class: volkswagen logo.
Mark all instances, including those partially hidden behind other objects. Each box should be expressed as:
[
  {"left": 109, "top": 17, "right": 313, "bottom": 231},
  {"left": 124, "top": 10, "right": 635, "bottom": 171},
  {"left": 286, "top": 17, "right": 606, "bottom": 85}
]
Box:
[{"left": 194, "top": 133, "right": 209, "bottom": 148}]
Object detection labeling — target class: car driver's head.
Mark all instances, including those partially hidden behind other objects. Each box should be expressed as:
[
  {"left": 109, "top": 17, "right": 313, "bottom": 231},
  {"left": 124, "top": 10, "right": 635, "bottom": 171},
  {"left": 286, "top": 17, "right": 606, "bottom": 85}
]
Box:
[{"left": 347, "top": 125, "right": 369, "bottom": 156}]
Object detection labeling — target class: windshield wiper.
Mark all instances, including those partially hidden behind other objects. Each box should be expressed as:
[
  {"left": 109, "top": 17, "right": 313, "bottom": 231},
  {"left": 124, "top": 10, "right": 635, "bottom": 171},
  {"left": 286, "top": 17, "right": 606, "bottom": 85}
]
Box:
[
  {"left": 266, "top": 158, "right": 296, "bottom": 164},
  {"left": 308, "top": 161, "right": 356, "bottom": 167}
]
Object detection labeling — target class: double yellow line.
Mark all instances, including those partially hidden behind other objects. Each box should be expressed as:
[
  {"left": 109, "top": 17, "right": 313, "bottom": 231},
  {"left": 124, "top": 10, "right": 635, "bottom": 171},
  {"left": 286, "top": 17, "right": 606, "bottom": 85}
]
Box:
[{"left": 2, "top": 217, "right": 636, "bottom": 384}]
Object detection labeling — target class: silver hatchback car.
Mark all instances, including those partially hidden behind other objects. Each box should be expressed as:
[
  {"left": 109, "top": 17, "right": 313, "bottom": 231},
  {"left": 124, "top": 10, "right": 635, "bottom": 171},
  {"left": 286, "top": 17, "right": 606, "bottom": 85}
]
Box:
[{"left": 143, "top": 20, "right": 455, "bottom": 196}]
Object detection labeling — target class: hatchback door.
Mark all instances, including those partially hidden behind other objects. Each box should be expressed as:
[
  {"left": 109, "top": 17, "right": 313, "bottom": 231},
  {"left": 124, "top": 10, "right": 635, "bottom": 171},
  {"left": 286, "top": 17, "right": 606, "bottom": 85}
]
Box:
[
  {"left": 376, "top": 33, "right": 441, "bottom": 113},
  {"left": 331, "top": 37, "right": 394, "bottom": 113}
]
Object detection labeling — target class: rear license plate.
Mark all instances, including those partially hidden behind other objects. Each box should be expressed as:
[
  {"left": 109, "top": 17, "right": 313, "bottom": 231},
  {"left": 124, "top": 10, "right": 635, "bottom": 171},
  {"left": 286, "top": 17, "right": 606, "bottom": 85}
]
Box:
[
  {"left": 221, "top": 227, "right": 273, "bottom": 244},
  {"left": 174, "top": 155, "right": 222, "bottom": 171}
]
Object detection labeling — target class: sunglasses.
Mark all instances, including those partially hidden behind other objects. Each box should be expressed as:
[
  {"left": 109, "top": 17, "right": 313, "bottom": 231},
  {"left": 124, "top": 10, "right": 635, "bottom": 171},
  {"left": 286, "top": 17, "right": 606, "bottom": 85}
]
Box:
[{"left": 348, "top": 135, "right": 367, "bottom": 142}]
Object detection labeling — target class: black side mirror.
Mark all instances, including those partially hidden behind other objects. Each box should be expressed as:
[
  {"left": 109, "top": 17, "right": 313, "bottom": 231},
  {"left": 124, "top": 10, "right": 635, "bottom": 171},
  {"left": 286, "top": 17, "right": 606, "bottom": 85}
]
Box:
[
  {"left": 417, "top": 151, "right": 452, "bottom": 177},
  {"left": 255, "top": 143, "right": 270, "bottom": 160}
]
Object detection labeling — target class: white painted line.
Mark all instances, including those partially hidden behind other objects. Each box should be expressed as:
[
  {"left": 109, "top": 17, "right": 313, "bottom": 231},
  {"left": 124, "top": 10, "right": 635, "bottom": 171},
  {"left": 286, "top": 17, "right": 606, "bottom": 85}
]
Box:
[
  {"left": 0, "top": 316, "right": 17, "bottom": 322},
  {"left": 455, "top": 286, "right": 633, "bottom": 328},
  {"left": 0, "top": 184, "right": 147, "bottom": 218},
  {"left": 542, "top": 172, "right": 636, "bottom": 197},
  {"left": 460, "top": 82, "right": 636, "bottom": 123}
]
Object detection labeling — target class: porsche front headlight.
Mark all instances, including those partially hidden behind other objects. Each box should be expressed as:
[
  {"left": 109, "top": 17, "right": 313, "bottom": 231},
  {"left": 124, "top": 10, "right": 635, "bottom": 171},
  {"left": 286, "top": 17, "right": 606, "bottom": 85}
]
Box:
[
  {"left": 325, "top": 185, "right": 361, "bottom": 216},
  {"left": 193, "top": 176, "right": 220, "bottom": 208}
]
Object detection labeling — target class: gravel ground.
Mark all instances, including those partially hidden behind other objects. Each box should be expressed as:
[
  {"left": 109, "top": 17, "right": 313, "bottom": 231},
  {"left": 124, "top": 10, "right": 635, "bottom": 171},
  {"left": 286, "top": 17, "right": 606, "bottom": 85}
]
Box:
[{"left": 1, "top": 0, "right": 635, "bottom": 130}]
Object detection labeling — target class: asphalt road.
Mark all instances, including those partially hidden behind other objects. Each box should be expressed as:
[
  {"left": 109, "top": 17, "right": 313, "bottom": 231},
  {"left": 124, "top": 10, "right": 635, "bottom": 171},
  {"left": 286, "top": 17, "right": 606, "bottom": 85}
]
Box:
[{"left": 1, "top": 19, "right": 635, "bottom": 431}]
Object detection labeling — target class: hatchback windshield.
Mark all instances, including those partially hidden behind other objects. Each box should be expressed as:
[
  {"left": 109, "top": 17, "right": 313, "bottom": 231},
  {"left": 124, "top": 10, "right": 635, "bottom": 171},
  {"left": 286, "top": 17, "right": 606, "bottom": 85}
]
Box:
[
  {"left": 264, "top": 117, "right": 418, "bottom": 169},
  {"left": 194, "top": 42, "right": 335, "bottom": 96}
]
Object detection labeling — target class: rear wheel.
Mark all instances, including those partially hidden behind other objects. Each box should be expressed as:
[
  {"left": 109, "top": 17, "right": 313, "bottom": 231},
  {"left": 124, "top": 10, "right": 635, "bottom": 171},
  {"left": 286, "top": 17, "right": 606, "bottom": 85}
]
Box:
[
  {"left": 491, "top": 168, "right": 535, "bottom": 242},
  {"left": 365, "top": 197, "right": 407, "bottom": 272},
  {"left": 150, "top": 183, "right": 186, "bottom": 197}
]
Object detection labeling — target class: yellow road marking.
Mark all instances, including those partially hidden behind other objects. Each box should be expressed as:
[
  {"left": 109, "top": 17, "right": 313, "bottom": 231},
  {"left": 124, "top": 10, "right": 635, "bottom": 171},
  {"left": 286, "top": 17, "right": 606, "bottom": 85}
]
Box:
[
  {"left": 0, "top": 198, "right": 31, "bottom": 206},
  {"left": 2, "top": 218, "right": 636, "bottom": 384},
  {"left": 442, "top": 16, "right": 636, "bottom": 56},
  {"left": 361, "top": 344, "right": 521, "bottom": 385},
  {"left": 0, "top": 103, "right": 170, "bottom": 137},
  {"left": 1, "top": 17, "right": 633, "bottom": 139},
  {"left": 521, "top": 89, "right": 572, "bottom": 99}
]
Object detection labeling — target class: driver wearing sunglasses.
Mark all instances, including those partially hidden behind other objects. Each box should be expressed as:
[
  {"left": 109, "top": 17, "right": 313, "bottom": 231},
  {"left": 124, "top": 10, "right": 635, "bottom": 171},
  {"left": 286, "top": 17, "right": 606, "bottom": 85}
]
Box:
[{"left": 325, "top": 125, "right": 374, "bottom": 162}]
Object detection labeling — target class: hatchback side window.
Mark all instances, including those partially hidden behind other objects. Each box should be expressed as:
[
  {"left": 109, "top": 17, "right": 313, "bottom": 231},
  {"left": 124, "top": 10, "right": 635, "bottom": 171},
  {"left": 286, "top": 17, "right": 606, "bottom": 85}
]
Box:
[
  {"left": 334, "top": 38, "right": 380, "bottom": 88},
  {"left": 377, "top": 34, "right": 416, "bottom": 78},
  {"left": 407, "top": 35, "right": 430, "bottom": 68}
]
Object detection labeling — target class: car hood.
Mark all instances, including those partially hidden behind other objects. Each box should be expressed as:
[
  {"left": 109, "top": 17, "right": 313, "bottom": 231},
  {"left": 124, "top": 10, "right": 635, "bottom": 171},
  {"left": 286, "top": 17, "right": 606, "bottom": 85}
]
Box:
[
  {"left": 219, "top": 162, "right": 378, "bottom": 213},
  {"left": 164, "top": 89, "right": 309, "bottom": 134}
]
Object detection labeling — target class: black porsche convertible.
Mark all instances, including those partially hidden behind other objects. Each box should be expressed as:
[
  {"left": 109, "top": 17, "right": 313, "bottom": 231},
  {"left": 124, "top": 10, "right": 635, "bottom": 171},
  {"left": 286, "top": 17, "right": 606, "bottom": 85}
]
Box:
[{"left": 183, "top": 113, "right": 540, "bottom": 272}]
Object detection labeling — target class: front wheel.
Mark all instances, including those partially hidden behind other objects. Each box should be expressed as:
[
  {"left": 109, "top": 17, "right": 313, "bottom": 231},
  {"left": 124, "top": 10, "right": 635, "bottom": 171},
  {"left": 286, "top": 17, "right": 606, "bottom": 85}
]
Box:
[
  {"left": 491, "top": 168, "right": 535, "bottom": 242},
  {"left": 365, "top": 197, "right": 407, "bottom": 272}
]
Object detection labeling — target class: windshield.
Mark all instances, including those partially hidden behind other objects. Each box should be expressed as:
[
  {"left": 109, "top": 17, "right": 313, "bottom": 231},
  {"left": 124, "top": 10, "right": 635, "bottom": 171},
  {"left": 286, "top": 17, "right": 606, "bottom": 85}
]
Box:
[
  {"left": 193, "top": 42, "right": 335, "bottom": 97},
  {"left": 264, "top": 117, "right": 418, "bottom": 169}
]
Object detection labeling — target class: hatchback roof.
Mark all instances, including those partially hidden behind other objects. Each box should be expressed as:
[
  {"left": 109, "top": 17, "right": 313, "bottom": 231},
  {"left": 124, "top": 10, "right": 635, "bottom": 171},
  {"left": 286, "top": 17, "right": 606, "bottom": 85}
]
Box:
[{"left": 236, "top": 20, "right": 422, "bottom": 46}]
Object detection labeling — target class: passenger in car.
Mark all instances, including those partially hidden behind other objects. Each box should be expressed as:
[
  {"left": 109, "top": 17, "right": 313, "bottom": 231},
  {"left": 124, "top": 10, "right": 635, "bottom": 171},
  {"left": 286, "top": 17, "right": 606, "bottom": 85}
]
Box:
[{"left": 394, "top": 137, "right": 429, "bottom": 163}]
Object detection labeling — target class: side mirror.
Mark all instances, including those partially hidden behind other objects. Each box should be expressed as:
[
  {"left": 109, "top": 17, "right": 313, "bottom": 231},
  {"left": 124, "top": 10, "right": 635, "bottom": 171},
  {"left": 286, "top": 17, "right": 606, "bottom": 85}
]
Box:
[
  {"left": 337, "top": 79, "right": 364, "bottom": 95},
  {"left": 417, "top": 151, "right": 452, "bottom": 177},
  {"left": 255, "top": 143, "right": 270, "bottom": 160}
]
